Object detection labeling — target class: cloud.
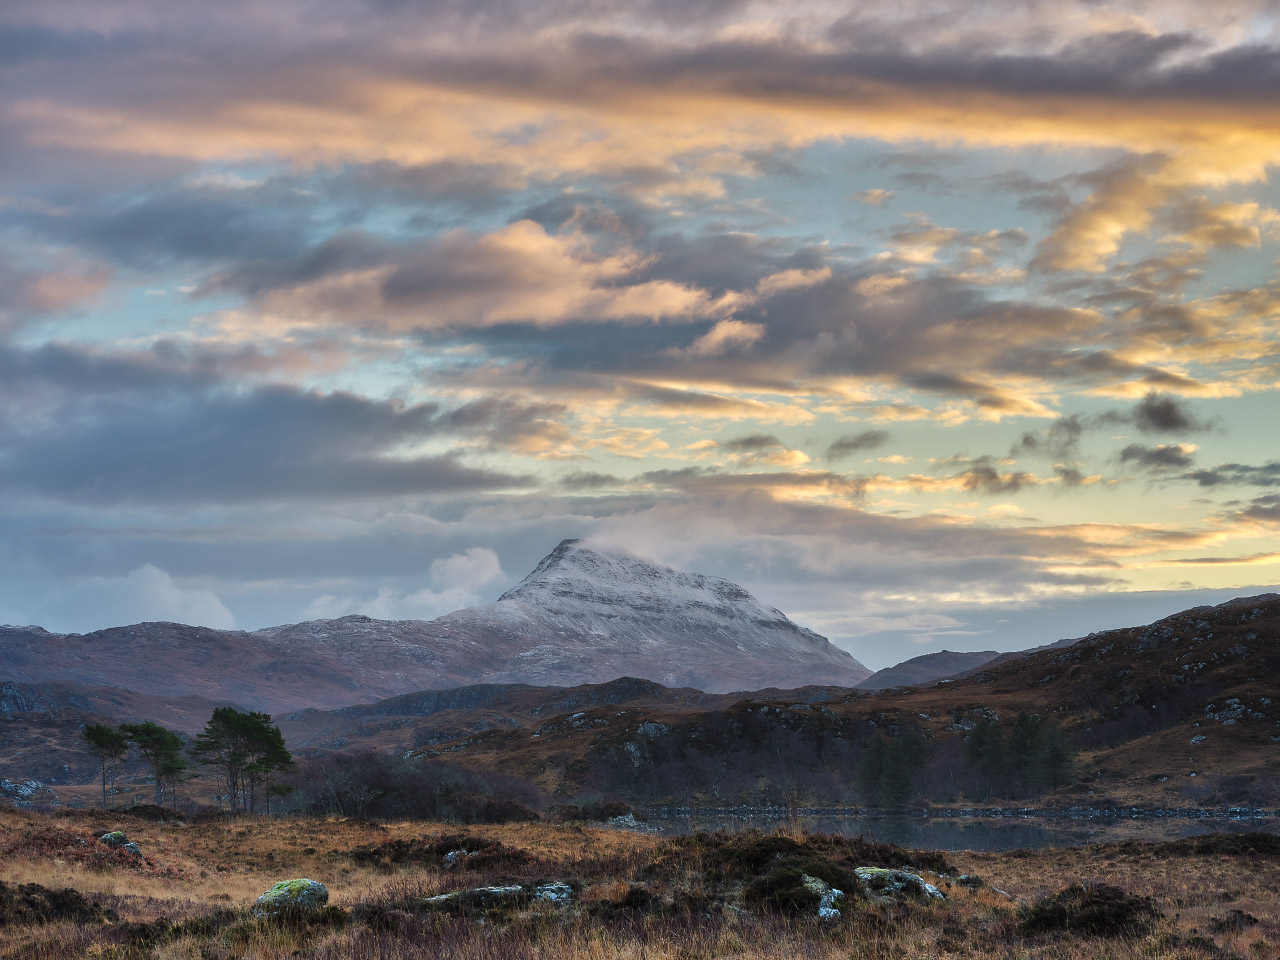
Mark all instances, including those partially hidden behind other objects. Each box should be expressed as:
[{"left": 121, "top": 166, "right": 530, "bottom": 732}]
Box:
[
  {"left": 714, "top": 433, "right": 811, "bottom": 466},
  {"left": 32, "top": 564, "right": 235, "bottom": 633},
  {"left": 1183, "top": 461, "right": 1280, "bottom": 488},
  {"left": 1033, "top": 156, "right": 1172, "bottom": 273},
  {"left": 236, "top": 220, "right": 734, "bottom": 331},
  {"left": 0, "top": 256, "right": 109, "bottom": 330},
  {"left": 303, "top": 546, "right": 506, "bottom": 621},
  {"left": 1119, "top": 442, "right": 1198, "bottom": 470},
  {"left": 851, "top": 188, "right": 894, "bottom": 206},
  {"left": 0, "top": 379, "right": 534, "bottom": 504},
  {"left": 669, "top": 318, "right": 765, "bottom": 358},
  {"left": 1126, "top": 391, "right": 1215, "bottom": 433},
  {"left": 1232, "top": 494, "right": 1280, "bottom": 525},
  {"left": 826, "top": 429, "right": 890, "bottom": 461}
]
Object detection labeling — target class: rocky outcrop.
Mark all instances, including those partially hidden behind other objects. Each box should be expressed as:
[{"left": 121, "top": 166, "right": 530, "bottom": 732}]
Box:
[{"left": 854, "top": 868, "right": 945, "bottom": 902}]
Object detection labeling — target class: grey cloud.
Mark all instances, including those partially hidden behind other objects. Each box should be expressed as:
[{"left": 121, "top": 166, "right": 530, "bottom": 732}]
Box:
[
  {"left": 1053, "top": 465, "right": 1088, "bottom": 486},
  {"left": 1119, "top": 442, "right": 1196, "bottom": 471},
  {"left": 1128, "top": 391, "right": 1213, "bottom": 433},
  {"left": 826, "top": 430, "right": 890, "bottom": 461},
  {"left": 0, "top": 348, "right": 538, "bottom": 503},
  {"left": 333, "top": 160, "right": 526, "bottom": 214},
  {"left": 1184, "top": 462, "right": 1280, "bottom": 488},
  {"left": 18, "top": 181, "right": 316, "bottom": 272},
  {"left": 1011, "top": 414, "right": 1085, "bottom": 461},
  {"left": 721, "top": 433, "right": 782, "bottom": 453},
  {"left": 1237, "top": 494, "right": 1280, "bottom": 524},
  {"left": 957, "top": 464, "right": 1034, "bottom": 494},
  {"left": 559, "top": 470, "right": 620, "bottom": 490},
  {"left": 934, "top": 455, "right": 1034, "bottom": 494},
  {"left": 985, "top": 171, "right": 1073, "bottom": 217}
]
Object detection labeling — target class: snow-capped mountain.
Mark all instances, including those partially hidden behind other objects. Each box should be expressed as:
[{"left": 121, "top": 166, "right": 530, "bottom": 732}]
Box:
[
  {"left": 427, "top": 539, "right": 872, "bottom": 691},
  {"left": 0, "top": 539, "right": 870, "bottom": 710}
]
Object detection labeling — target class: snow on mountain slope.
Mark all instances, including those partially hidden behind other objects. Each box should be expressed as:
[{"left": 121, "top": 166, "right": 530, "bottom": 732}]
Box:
[
  {"left": 0, "top": 539, "right": 871, "bottom": 708},
  {"left": 426, "top": 539, "right": 872, "bottom": 691}
]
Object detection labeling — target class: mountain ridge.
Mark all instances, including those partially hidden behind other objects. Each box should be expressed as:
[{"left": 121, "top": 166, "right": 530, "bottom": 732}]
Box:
[{"left": 0, "top": 540, "right": 870, "bottom": 709}]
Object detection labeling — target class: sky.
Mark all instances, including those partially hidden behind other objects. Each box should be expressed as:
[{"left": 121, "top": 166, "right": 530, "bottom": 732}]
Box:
[{"left": 3, "top": 0, "right": 1280, "bottom": 669}]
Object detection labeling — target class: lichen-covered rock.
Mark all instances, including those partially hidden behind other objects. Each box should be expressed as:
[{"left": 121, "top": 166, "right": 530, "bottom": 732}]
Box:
[
  {"left": 99, "top": 832, "right": 144, "bottom": 857},
  {"left": 423, "top": 884, "right": 527, "bottom": 915},
  {"left": 855, "top": 867, "right": 945, "bottom": 903},
  {"left": 801, "top": 874, "right": 844, "bottom": 919},
  {"left": 253, "top": 879, "right": 330, "bottom": 917},
  {"left": 534, "top": 882, "right": 573, "bottom": 903}
]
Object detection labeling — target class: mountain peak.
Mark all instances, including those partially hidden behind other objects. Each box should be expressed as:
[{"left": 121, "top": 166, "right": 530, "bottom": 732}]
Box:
[
  {"left": 475, "top": 538, "right": 872, "bottom": 691},
  {"left": 498, "top": 539, "right": 756, "bottom": 612}
]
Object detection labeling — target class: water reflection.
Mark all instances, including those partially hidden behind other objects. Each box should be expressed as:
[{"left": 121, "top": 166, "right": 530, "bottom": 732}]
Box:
[{"left": 650, "top": 812, "right": 1279, "bottom": 851}]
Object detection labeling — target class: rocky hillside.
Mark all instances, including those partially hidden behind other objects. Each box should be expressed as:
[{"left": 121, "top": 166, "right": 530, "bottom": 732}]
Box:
[
  {"left": 0, "top": 540, "right": 869, "bottom": 712},
  {"left": 404, "top": 593, "right": 1280, "bottom": 807}
]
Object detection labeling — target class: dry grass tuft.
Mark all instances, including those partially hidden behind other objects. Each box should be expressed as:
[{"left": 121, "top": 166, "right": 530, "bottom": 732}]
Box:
[{"left": 1, "top": 805, "right": 1277, "bottom": 959}]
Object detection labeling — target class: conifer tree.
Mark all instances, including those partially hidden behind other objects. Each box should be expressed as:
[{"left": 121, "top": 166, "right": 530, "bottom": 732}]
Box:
[
  {"left": 80, "top": 723, "right": 128, "bottom": 810},
  {"left": 120, "top": 720, "right": 187, "bottom": 806},
  {"left": 192, "top": 707, "right": 293, "bottom": 814}
]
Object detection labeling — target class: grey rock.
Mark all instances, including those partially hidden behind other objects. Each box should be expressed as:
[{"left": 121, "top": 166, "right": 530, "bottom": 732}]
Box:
[{"left": 253, "top": 879, "right": 330, "bottom": 917}]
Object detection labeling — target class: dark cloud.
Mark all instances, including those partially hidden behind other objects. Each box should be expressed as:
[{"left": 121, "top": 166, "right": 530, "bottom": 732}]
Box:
[
  {"left": 935, "top": 455, "right": 1035, "bottom": 494},
  {"left": 826, "top": 430, "right": 890, "bottom": 461},
  {"left": 17, "top": 180, "right": 317, "bottom": 272},
  {"left": 1183, "top": 462, "right": 1280, "bottom": 488},
  {"left": 721, "top": 433, "right": 782, "bottom": 453},
  {"left": 1012, "top": 393, "right": 1210, "bottom": 468},
  {"left": 0, "top": 340, "right": 547, "bottom": 503},
  {"left": 1128, "top": 391, "right": 1213, "bottom": 433},
  {"left": 1236, "top": 494, "right": 1280, "bottom": 524},
  {"left": 957, "top": 464, "right": 1034, "bottom": 494},
  {"left": 1119, "top": 442, "right": 1196, "bottom": 471},
  {"left": 559, "top": 470, "right": 620, "bottom": 490},
  {"left": 1088, "top": 391, "right": 1215, "bottom": 436},
  {"left": 1011, "top": 414, "right": 1085, "bottom": 461},
  {"left": 1053, "top": 465, "right": 1088, "bottom": 486}
]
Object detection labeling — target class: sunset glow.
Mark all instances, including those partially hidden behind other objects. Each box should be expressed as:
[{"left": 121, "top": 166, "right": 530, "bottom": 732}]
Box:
[{"left": 3, "top": 0, "right": 1279, "bottom": 666}]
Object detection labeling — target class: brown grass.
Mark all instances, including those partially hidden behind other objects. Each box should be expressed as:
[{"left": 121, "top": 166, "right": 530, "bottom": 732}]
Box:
[{"left": 1, "top": 805, "right": 1277, "bottom": 960}]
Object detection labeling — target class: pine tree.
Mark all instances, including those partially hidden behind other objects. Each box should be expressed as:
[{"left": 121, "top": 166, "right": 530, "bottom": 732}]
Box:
[
  {"left": 120, "top": 721, "right": 186, "bottom": 806},
  {"left": 192, "top": 707, "right": 293, "bottom": 814},
  {"left": 80, "top": 723, "right": 128, "bottom": 810}
]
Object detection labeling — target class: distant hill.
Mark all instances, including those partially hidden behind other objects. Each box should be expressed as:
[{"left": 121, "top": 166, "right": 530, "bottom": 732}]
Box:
[
  {"left": 0, "top": 539, "right": 869, "bottom": 712},
  {"left": 403, "top": 593, "right": 1280, "bottom": 808},
  {"left": 856, "top": 650, "right": 999, "bottom": 690}
]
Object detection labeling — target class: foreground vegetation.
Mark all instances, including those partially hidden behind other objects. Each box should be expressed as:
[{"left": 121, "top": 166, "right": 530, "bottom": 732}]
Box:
[{"left": 1, "top": 805, "right": 1277, "bottom": 959}]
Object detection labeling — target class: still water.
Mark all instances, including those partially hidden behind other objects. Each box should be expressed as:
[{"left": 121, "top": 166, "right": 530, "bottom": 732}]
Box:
[{"left": 647, "top": 810, "right": 1279, "bottom": 851}]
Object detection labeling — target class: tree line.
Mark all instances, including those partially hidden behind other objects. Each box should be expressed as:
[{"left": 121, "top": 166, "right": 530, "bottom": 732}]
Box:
[{"left": 79, "top": 707, "right": 294, "bottom": 814}]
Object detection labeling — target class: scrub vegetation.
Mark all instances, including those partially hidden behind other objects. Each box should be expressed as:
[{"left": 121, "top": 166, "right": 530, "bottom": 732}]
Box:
[{"left": 1, "top": 806, "right": 1277, "bottom": 960}]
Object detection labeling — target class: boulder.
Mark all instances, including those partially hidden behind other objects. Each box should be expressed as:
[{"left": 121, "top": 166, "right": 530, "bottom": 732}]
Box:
[
  {"left": 801, "top": 874, "right": 844, "bottom": 919},
  {"left": 253, "top": 879, "right": 330, "bottom": 918},
  {"left": 854, "top": 867, "right": 945, "bottom": 903}
]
